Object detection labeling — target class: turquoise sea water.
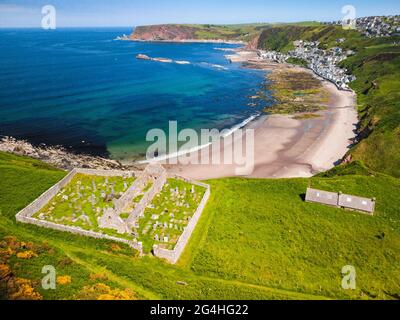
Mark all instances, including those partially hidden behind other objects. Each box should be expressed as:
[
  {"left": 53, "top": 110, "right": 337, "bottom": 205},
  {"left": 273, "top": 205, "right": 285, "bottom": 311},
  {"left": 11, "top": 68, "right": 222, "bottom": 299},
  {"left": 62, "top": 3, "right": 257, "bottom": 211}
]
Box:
[{"left": 0, "top": 28, "right": 269, "bottom": 161}]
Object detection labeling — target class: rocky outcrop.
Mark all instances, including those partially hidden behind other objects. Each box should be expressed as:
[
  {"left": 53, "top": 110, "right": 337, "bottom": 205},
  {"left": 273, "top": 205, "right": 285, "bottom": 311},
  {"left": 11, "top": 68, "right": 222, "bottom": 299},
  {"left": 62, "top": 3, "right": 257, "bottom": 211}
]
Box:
[
  {"left": 0, "top": 136, "right": 141, "bottom": 171},
  {"left": 130, "top": 24, "right": 252, "bottom": 45},
  {"left": 246, "top": 32, "right": 261, "bottom": 50}
]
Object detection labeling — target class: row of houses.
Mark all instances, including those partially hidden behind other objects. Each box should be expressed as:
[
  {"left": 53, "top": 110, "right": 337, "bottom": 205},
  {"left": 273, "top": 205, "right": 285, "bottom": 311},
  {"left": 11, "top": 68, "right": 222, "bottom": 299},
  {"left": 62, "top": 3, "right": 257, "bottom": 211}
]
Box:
[
  {"left": 288, "top": 40, "right": 356, "bottom": 90},
  {"left": 323, "top": 15, "right": 400, "bottom": 38},
  {"left": 259, "top": 40, "right": 356, "bottom": 90}
]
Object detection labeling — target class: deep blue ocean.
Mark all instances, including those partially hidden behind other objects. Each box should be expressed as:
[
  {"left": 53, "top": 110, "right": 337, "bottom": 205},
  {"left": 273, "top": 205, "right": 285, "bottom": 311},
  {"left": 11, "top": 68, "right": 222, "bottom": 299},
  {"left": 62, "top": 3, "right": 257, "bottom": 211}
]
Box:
[{"left": 0, "top": 28, "right": 268, "bottom": 161}]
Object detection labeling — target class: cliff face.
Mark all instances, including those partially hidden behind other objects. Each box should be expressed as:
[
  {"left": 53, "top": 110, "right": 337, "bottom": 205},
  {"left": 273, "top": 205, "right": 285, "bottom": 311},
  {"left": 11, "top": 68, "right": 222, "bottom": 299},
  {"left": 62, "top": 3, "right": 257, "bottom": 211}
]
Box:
[
  {"left": 246, "top": 32, "right": 261, "bottom": 50},
  {"left": 130, "top": 25, "right": 197, "bottom": 41},
  {"left": 130, "top": 24, "right": 264, "bottom": 46}
]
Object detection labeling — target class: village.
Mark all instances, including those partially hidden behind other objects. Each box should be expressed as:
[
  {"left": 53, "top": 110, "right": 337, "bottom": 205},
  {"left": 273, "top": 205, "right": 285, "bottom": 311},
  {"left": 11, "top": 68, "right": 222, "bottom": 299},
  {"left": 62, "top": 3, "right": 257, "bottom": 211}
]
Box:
[
  {"left": 259, "top": 40, "right": 356, "bottom": 90},
  {"left": 324, "top": 15, "right": 400, "bottom": 38},
  {"left": 257, "top": 15, "right": 400, "bottom": 90}
]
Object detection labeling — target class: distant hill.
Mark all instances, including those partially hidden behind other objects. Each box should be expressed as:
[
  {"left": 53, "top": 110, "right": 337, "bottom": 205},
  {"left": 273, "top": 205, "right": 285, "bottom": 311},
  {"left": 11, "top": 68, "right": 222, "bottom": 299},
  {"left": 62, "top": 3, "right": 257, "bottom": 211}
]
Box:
[
  {"left": 130, "top": 23, "right": 270, "bottom": 47},
  {"left": 129, "top": 23, "right": 321, "bottom": 48}
]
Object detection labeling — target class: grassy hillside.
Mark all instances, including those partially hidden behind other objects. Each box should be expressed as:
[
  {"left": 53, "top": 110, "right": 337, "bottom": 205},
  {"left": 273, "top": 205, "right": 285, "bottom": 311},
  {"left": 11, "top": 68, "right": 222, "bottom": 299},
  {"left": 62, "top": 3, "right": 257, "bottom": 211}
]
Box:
[
  {"left": 131, "top": 22, "right": 324, "bottom": 44},
  {"left": 341, "top": 44, "right": 400, "bottom": 177},
  {"left": 188, "top": 24, "right": 269, "bottom": 42},
  {"left": 1, "top": 151, "right": 399, "bottom": 300},
  {"left": 258, "top": 25, "right": 400, "bottom": 178}
]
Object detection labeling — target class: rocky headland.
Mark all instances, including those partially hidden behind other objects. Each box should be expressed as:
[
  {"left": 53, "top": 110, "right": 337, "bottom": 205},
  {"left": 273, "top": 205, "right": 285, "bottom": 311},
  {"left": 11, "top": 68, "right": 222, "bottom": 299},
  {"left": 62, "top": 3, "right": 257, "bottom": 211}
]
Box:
[
  {"left": 0, "top": 136, "right": 142, "bottom": 171},
  {"left": 129, "top": 24, "right": 256, "bottom": 46}
]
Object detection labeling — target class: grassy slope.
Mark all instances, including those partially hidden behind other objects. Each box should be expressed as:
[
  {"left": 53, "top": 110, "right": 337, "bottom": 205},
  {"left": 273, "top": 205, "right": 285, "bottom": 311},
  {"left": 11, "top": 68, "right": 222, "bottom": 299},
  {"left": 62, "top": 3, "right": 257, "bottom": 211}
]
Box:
[
  {"left": 135, "top": 22, "right": 322, "bottom": 43},
  {"left": 1, "top": 152, "right": 399, "bottom": 300},
  {"left": 258, "top": 25, "right": 400, "bottom": 178}
]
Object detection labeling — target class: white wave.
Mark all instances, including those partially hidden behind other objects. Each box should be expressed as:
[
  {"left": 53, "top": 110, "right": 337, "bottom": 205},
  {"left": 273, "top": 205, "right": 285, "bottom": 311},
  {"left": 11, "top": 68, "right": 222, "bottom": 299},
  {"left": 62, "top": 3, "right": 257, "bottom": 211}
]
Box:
[
  {"left": 214, "top": 48, "right": 236, "bottom": 52},
  {"left": 138, "top": 113, "right": 260, "bottom": 164},
  {"left": 199, "top": 62, "right": 228, "bottom": 70},
  {"left": 175, "top": 60, "right": 191, "bottom": 65},
  {"left": 220, "top": 113, "right": 259, "bottom": 138}
]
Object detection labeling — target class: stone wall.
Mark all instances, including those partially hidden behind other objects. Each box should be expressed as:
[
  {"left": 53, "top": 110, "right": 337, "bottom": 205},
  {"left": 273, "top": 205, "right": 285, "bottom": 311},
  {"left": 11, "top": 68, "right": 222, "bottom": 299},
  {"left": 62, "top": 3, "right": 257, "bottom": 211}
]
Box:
[
  {"left": 17, "top": 215, "right": 142, "bottom": 253},
  {"left": 113, "top": 173, "right": 148, "bottom": 212},
  {"left": 126, "top": 166, "right": 168, "bottom": 228},
  {"left": 15, "top": 168, "right": 143, "bottom": 254},
  {"left": 15, "top": 165, "right": 210, "bottom": 261},
  {"left": 75, "top": 168, "right": 140, "bottom": 177},
  {"left": 153, "top": 180, "right": 211, "bottom": 264},
  {"left": 16, "top": 169, "right": 78, "bottom": 219}
]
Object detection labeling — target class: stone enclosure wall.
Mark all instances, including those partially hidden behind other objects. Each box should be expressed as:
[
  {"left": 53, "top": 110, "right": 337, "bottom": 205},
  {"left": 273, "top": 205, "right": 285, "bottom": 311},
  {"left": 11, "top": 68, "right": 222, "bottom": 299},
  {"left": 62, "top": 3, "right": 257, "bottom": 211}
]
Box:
[
  {"left": 15, "top": 168, "right": 143, "bottom": 254},
  {"left": 15, "top": 166, "right": 211, "bottom": 262},
  {"left": 126, "top": 166, "right": 168, "bottom": 228},
  {"left": 153, "top": 178, "right": 211, "bottom": 264}
]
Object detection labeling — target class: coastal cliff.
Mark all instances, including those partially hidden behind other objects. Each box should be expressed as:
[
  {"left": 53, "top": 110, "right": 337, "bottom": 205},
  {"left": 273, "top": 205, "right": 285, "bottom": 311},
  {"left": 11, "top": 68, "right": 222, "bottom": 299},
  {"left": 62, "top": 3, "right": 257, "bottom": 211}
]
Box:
[
  {"left": 130, "top": 24, "right": 267, "bottom": 46},
  {"left": 130, "top": 25, "right": 197, "bottom": 41}
]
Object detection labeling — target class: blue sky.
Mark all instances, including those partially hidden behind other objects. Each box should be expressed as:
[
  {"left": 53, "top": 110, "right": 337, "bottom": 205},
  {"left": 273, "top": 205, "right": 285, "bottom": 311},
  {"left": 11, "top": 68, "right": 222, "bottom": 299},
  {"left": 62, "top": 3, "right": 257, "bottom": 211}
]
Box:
[{"left": 0, "top": 0, "right": 399, "bottom": 28}]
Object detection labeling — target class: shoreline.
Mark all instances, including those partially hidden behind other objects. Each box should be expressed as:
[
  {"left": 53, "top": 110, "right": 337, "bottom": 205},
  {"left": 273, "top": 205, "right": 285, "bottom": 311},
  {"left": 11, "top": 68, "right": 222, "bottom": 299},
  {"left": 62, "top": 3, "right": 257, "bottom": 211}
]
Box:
[
  {"left": 1, "top": 48, "right": 358, "bottom": 180},
  {"left": 0, "top": 136, "right": 141, "bottom": 171},
  {"left": 160, "top": 50, "right": 358, "bottom": 180}
]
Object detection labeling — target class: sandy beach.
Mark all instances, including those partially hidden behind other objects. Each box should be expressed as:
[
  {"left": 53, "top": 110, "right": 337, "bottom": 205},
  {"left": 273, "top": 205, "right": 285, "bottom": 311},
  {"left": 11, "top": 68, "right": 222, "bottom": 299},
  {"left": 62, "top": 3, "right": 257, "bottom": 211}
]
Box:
[{"left": 159, "top": 50, "right": 358, "bottom": 180}]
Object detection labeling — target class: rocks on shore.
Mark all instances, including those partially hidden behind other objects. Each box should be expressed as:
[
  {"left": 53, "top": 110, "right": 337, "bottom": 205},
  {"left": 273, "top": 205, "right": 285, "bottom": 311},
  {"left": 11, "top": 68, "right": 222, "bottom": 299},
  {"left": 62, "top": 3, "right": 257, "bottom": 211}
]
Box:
[
  {"left": 136, "top": 54, "right": 173, "bottom": 63},
  {"left": 0, "top": 136, "right": 141, "bottom": 171},
  {"left": 136, "top": 54, "right": 189, "bottom": 65},
  {"left": 136, "top": 54, "right": 151, "bottom": 60}
]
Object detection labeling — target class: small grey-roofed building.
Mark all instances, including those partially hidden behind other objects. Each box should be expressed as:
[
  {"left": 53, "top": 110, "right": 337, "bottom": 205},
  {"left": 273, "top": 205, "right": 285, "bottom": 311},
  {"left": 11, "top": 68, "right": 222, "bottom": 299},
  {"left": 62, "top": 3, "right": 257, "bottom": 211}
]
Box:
[
  {"left": 338, "top": 194, "right": 375, "bottom": 215},
  {"left": 305, "top": 188, "right": 339, "bottom": 207}
]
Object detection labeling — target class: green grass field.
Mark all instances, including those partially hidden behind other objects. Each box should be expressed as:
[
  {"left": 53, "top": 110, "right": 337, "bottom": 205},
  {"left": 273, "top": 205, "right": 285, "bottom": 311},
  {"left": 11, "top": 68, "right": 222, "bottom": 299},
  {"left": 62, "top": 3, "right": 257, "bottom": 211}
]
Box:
[{"left": 1, "top": 152, "right": 399, "bottom": 300}]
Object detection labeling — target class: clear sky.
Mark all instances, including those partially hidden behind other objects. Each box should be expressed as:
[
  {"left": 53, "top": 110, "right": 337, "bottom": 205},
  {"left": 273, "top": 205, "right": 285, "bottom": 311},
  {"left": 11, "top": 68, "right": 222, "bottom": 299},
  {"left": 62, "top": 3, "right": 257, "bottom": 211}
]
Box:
[{"left": 0, "top": 0, "right": 399, "bottom": 28}]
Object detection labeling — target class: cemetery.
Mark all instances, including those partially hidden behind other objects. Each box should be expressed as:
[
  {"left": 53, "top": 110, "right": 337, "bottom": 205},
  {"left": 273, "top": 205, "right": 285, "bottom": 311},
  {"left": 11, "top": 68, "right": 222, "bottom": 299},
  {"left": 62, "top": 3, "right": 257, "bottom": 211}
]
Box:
[{"left": 15, "top": 164, "right": 210, "bottom": 263}]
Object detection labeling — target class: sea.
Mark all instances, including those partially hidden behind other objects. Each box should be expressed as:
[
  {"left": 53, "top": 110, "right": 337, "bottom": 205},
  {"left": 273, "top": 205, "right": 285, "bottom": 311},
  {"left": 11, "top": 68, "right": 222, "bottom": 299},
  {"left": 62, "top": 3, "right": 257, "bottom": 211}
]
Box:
[{"left": 0, "top": 28, "right": 270, "bottom": 162}]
